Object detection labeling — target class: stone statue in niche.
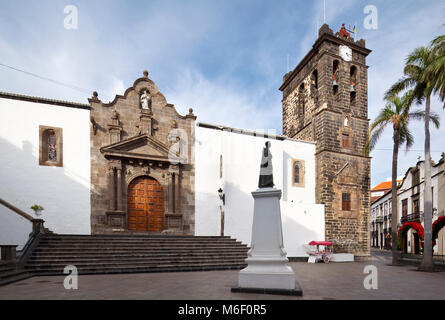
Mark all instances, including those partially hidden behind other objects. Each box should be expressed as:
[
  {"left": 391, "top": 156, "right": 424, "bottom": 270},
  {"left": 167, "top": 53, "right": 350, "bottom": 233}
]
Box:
[
  {"left": 140, "top": 90, "right": 152, "bottom": 110},
  {"left": 258, "top": 141, "right": 274, "bottom": 188}
]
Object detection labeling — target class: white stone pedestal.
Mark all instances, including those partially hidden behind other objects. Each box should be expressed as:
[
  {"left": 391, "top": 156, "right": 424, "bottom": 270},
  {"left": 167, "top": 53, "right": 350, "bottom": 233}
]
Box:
[{"left": 232, "top": 188, "right": 302, "bottom": 296}]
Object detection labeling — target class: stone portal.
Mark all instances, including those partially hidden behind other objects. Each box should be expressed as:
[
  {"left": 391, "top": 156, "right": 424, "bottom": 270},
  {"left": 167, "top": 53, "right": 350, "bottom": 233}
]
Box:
[{"left": 89, "top": 71, "right": 196, "bottom": 235}]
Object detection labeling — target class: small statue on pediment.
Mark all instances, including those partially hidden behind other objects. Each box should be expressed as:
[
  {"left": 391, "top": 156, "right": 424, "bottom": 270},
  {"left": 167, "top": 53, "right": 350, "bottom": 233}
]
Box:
[{"left": 140, "top": 90, "right": 152, "bottom": 110}]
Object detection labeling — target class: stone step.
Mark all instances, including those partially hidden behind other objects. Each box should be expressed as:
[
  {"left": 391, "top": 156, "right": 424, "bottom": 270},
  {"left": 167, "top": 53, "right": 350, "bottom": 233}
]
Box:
[
  {"left": 0, "top": 264, "right": 15, "bottom": 273},
  {"left": 28, "top": 255, "right": 248, "bottom": 264},
  {"left": 37, "top": 240, "right": 242, "bottom": 246},
  {"left": 26, "top": 258, "right": 246, "bottom": 269},
  {"left": 27, "top": 261, "right": 247, "bottom": 274},
  {"left": 0, "top": 269, "right": 33, "bottom": 287},
  {"left": 14, "top": 235, "right": 248, "bottom": 283},
  {"left": 34, "top": 245, "right": 247, "bottom": 251},
  {"left": 41, "top": 235, "right": 232, "bottom": 240},
  {"left": 31, "top": 247, "right": 248, "bottom": 255},
  {"left": 29, "top": 252, "right": 247, "bottom": 260}
]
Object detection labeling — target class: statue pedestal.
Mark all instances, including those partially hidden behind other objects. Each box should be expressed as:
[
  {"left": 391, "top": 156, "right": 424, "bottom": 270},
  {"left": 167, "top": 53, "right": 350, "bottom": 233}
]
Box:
[{"left": 231, "top": 188, "right": 302, "bottom": 296}]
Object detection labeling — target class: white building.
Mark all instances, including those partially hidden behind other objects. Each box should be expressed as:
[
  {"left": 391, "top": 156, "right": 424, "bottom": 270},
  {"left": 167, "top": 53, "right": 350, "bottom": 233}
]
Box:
[
  {"left": 370, "top": 156, "right": 445, "bottom": 255},
  {"left": 194, "top": 123, "right": 324, "bottom": 257},
  {"left": 0, "top": 90, "right": 325, "bottom": 258}
]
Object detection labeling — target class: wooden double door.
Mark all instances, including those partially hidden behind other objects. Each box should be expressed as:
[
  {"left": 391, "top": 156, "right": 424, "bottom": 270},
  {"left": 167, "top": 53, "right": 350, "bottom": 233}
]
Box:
[{"left": 127, "top": 176, "right": 164, "bottom": 232}]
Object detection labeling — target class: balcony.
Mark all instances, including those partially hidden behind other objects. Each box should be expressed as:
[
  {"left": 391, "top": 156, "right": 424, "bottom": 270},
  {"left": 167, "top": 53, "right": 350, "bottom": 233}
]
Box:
[{"left": 400, "top": 212, "right": 421, "bottom": 223}]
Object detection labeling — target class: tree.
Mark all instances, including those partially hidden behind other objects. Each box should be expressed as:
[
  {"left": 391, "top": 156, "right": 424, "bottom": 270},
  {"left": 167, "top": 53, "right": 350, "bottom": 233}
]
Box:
[
  {"left": 425, "top": 34, "right": 445, "bottom": 107},
  {"left": 365, "top": 91, "right": 440, "bottom": 266},
  {"left": 385, "top": 46, "right": 442, "bottom": 271}
]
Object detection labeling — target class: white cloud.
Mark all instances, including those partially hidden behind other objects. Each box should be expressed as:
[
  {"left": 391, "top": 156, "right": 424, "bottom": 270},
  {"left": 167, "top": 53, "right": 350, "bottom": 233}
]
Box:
[{"left": 164, "top": 67, "right": 279, "bottom": 131}]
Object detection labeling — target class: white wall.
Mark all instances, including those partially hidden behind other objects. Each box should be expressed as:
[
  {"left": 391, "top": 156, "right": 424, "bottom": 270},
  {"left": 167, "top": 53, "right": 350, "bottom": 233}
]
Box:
[
  {"left": 0, "top": 206, "right": 32, "bottom": 250},
  {"left": 195, "top": 125, "right": 325, "bottom": 257},
  {"left": 0, "top": 97, "right": 91, "bottom": 237}
]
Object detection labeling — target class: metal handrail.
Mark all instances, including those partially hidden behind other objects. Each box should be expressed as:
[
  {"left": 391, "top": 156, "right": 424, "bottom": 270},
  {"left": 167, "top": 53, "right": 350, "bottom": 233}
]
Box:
[{"left": 17, "top": 228, "right": 40, "bottom": 261}]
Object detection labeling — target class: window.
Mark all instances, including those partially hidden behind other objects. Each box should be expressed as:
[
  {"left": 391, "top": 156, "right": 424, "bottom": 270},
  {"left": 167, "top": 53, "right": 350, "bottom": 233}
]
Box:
[
  {"left": 294, "top": 163, "right": 300, "bottom": 184},
  {"left": 298, "top": 84, "right": 305, "bottom": 115},
  {"left": 292, "top": 159, "right": 305, "bottom": 187},
  {"left": 342, "top": 134, "right": 350, "bottom": 148},
  {"left": 413, "top": 199, "right": 419, "bottom": 214},
  {"left": 342, "top": 193, "right": 351, "bottom": 211},
  {"left": 333, "top": 60, "right": 339, "bottom": 95},
  {"left": 401, "top": 199, "right": 408, "bottom": 216},
  {"left": 311, "top": 70, "right": 318, "bottom": 90},
  {"left": 39, "top": 126, "right": 63, "bottom": 167},
  {"left": 350, "top": 66, "right": 357, "bottom": 104}
]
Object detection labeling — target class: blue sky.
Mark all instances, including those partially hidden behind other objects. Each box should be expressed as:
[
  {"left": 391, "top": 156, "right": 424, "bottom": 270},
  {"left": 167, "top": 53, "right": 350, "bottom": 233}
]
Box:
[{"left": 0, "top": 0, "right": 444, "bottom": 187}]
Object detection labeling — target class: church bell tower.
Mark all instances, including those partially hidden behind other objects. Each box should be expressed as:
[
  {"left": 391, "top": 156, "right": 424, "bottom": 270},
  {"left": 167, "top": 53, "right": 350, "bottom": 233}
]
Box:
[{"left": 280, "top": 24, "right": 372, "bottom": 259}]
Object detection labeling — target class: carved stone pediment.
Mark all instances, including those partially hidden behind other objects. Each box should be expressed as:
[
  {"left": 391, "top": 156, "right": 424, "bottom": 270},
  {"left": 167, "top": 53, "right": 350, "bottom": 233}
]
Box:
[{"left": 100, "top": 134, "right": 172, "bottom": 162}]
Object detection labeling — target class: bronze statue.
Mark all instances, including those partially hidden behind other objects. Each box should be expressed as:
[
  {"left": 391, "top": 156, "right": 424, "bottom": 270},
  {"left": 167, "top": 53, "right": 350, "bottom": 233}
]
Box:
[{"left": 258, "top": 141, "right": 274, "bottom": 188}]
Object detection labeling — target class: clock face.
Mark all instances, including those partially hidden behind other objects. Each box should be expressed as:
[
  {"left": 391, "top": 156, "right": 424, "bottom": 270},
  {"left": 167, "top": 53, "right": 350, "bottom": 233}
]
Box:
[{"left": 339, "top": 45, "right": 352, "bottom": 62}]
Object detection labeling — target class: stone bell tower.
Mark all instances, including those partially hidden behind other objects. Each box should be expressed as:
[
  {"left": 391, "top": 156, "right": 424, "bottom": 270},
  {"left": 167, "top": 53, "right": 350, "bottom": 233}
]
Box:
[{"left": 279, "top": 24, "right": 372, "bottom": 259}]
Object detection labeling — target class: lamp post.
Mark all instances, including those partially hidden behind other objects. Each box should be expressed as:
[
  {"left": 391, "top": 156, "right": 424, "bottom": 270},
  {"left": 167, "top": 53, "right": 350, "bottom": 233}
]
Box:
[{"left": 218, "top": 188, "right": 225, "bottom": 236}]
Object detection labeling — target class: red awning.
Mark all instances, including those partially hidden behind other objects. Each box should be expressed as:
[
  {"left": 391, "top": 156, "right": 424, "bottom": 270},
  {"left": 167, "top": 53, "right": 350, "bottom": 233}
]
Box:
[{"left": 308, "top": 241, "right": 333, "bottom": 246}]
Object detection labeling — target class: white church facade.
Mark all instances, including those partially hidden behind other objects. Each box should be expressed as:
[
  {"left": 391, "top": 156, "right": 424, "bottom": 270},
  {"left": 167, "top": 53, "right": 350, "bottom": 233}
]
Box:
[{"left": 0, "top": 73, "right": 324, "bottom": 258}]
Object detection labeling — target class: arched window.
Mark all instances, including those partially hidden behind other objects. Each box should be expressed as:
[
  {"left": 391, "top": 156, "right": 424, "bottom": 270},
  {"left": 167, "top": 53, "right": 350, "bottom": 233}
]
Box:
[
  {"left": 311, "top": 70, "right": 318, "bottom": 90},
  {"left": 350, "top": 66, "right": 357, "bottom": 104},
  {"left": 292, "top": 159, "right": 305, "bottom": 187},
  {"left": 311, "top": 69, "right": 319, "bottom": 104},
  {"left": 299, "top": 84, "right": 305, "bottom": 115},
  {"left": 47, "top": 130, "right": 57, "bottom": 162},
  {"left": 294, "top": 162, "right": 300, "bottom": 184},
  {"left": 39, "top": 126, "right": 63, "bottom": 167},
  {"left": 333, "top": 60, "right": 339, "bottom": 95}
]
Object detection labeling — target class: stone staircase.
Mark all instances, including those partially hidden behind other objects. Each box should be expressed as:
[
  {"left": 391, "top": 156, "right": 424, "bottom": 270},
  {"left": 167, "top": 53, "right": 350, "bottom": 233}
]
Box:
[
  {"left": 22, "top": 234, "right": 249, "bottom": 276},
  {"left": 0, "top": 262, "right": 32, "bottom": 286}
]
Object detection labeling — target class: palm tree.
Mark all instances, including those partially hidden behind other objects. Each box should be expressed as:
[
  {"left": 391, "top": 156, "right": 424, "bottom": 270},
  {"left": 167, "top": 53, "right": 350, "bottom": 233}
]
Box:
[
  {"left": 365, "top": 91, "right": 440, "bottom": 266},
  {"left": 385, "top": 46, "right": 442, "bottom": 272},
  {"left": 425, "top": 34, "right": 445, "bottom": 107}
]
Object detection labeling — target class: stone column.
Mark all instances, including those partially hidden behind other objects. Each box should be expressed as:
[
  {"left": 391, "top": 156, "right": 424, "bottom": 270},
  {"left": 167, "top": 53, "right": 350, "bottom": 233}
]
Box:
[
  {"left": 0, "top": 245, "right": 17, "bottom": 261},
  {"left": 168, "top": 172, "right": 174, "bottom": 213},
  {"left": 108, "top": 166, "right": 115, "bottom": 210},
  {"left": 32, "top": 219, "right": 45, "bottom": 234},
  {"left": 169, "top": 165, "right": 180, "bottom": 213},
  {"left": 116, "top": 167, "right": 123, "bottom": 211},
  {"left": 174, "top": 171, "right": 180, "bottom": 214}
]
